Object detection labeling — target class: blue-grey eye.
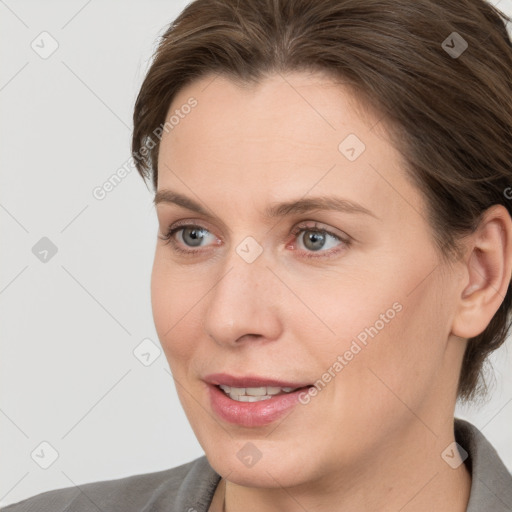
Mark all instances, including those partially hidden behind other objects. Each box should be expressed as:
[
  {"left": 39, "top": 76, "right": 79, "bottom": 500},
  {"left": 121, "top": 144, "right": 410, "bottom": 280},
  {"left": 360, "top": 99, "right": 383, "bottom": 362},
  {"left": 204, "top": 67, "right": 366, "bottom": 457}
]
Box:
[
  {"left": 180, "top": 226, "right": 209, "bottom": 247},
  {"left": 298, "top": 230, "right": 340, "bottom": 252}
]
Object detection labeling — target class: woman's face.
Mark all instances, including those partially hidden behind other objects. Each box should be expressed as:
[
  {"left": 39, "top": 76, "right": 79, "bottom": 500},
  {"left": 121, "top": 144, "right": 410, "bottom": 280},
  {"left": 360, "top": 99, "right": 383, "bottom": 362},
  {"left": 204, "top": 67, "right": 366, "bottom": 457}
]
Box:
[{"left": 151, "top": 71, "right": 466, "bottom": 488}]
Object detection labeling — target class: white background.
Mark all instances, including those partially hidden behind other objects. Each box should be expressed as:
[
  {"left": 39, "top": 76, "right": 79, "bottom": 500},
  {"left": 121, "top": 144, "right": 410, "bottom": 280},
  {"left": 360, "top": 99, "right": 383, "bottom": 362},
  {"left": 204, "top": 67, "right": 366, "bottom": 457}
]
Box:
[{"left": 1, "top": 0, "right": 512, "bottom": 507}]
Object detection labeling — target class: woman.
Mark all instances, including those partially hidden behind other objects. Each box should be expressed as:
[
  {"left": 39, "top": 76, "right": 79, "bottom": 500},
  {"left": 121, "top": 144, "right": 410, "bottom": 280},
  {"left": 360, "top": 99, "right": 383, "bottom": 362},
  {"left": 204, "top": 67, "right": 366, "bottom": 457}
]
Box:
[{"left": 5, "top": 0, "right": 512, "bottom": 510}]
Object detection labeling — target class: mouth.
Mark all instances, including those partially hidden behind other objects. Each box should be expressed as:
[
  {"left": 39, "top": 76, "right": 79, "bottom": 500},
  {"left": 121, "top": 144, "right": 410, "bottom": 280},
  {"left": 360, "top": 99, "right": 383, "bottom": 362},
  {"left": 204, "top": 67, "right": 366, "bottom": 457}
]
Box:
[{"left": 204, "top": 373, "right": 314, "bottom": 427}]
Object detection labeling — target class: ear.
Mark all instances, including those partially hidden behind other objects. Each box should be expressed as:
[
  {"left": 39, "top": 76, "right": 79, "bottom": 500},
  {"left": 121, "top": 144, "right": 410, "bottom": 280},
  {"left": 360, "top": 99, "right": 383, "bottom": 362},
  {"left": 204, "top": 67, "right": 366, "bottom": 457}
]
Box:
[{"left": 451, "top": 204, "right": 512, "bottom": 339}]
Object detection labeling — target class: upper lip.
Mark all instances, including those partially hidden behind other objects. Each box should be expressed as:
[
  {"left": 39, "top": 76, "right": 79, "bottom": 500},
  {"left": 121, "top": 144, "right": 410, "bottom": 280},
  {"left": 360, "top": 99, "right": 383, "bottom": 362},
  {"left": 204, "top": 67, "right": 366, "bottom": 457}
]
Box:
[{"left": 204, "top": 373, "right": 312, "bottom": 389}]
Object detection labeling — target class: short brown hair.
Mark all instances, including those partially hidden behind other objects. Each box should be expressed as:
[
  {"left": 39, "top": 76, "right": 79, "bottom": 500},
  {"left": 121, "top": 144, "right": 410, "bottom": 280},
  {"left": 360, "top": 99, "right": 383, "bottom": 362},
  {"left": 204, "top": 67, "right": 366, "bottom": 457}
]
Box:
[{"left": 132, "top": 0, "right": 512, "bottom": 402}]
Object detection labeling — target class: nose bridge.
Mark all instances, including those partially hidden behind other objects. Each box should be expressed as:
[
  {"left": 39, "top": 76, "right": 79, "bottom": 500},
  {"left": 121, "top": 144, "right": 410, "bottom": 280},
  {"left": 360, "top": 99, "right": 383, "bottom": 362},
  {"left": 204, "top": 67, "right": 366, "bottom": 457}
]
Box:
[{"left": 202, "top": 238, "right": 282, "bottom": 345}]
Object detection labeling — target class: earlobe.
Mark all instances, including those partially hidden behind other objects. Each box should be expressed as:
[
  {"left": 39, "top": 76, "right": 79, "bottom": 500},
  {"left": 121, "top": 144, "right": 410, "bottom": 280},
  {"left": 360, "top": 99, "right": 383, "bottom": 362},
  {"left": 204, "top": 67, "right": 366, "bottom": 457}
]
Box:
[{"left": 452, "top": 205, "right": 512, "bottom": 339}]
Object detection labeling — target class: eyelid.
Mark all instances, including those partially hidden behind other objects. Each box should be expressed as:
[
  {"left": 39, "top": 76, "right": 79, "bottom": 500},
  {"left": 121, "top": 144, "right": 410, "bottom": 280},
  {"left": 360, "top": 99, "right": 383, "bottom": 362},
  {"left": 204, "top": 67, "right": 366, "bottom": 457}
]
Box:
[
  {"left": 159, "top": 218, "right": 218, "bottom": 241},
  {"left": 289, "top": 220, "right": 350, "bottom": 242}
]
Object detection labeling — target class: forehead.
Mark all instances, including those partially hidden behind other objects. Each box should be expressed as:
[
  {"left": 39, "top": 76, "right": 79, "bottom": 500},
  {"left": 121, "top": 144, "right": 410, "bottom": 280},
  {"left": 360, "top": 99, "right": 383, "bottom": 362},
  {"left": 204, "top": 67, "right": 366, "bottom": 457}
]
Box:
[
  {"left": 163, "top": 71, "right": 381, "bottom": 152},
  {"left": 157, "top": 71, "right": 427, "bottom": 224}
]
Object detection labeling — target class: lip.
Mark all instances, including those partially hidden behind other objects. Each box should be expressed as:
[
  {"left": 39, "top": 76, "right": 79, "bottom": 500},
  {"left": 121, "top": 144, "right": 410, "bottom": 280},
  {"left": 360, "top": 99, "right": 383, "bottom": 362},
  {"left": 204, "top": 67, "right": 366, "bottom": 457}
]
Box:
[
  {"left": 204, "top": 373, "right": 311, "bottom": 388},
  {"left": 204, "top": 373, "right": 312, "bottom": 427}
]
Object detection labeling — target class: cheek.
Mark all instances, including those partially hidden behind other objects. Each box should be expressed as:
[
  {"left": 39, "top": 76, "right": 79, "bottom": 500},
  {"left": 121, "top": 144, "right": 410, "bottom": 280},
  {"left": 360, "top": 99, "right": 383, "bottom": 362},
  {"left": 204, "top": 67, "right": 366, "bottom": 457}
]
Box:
[
  {"left": 334, "top": 272, "right": 449, "bottom": 416},
  {"left": 288, "top": 264, "right": 405, "bottom": 366},
  {"left": 150, "top": 253, "right": 205, "bottom": 365},
  {"left": 316, "top": 251, "right": 449, "bottom": 394}
]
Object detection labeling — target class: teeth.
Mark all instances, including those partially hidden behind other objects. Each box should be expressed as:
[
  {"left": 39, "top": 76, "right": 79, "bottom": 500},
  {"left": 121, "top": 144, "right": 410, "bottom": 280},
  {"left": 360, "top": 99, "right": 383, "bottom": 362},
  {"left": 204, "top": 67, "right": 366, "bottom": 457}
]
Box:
[
  {"left": 218, "top": 384, "right": 300, "bottom": 401},
  {"left": 245, "top": 387, "right": 267, "bottom": 396},
  {"left": 231, "top": 394, "right": 272, "bottom": 402}
]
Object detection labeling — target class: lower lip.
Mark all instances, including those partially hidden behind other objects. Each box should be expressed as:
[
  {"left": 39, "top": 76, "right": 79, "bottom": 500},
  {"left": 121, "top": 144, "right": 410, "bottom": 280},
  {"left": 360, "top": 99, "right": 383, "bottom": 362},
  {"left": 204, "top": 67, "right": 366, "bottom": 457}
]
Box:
[{"left": 207, "top": 383, "right": 311, "bottom": 427}]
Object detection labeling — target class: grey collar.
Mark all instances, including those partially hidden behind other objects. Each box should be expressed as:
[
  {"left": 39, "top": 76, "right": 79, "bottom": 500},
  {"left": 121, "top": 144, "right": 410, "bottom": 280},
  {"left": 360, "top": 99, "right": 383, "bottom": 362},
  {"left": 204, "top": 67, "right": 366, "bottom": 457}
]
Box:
[{"left": 456, "top": 418, "right": 512, "bottom": 511}]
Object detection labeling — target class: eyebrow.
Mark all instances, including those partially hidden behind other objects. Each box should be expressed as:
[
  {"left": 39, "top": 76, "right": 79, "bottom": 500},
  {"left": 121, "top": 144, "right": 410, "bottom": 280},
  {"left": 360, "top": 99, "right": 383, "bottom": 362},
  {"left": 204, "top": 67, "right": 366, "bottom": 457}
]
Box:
[{"left": 154, "top": 189, "right": 378, "bottom": 219}]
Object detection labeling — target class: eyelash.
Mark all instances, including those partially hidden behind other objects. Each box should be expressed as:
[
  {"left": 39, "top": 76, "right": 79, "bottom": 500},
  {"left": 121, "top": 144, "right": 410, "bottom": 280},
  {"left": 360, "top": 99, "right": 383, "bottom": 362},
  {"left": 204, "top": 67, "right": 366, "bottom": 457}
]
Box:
[{"left": 158, "top": 221, "right": 352, "bottom": 259}]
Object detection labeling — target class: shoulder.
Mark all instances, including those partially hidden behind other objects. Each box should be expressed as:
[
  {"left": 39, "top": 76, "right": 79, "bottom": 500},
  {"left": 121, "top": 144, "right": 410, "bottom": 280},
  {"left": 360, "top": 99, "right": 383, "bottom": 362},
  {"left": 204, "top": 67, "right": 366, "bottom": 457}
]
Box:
[
  {"left": 455, "top": 418, "right": 512, "bottom": 512},
  {"left": 2, "top": 455, "right": 221, "bottom": 512}
]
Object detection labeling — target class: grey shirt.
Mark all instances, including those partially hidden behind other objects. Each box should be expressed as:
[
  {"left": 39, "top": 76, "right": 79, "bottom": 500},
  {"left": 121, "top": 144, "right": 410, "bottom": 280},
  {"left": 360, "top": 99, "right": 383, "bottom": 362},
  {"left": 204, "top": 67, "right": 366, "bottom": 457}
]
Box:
[{"left": 3, "top": 419, "right": 511, "bottom": 511}]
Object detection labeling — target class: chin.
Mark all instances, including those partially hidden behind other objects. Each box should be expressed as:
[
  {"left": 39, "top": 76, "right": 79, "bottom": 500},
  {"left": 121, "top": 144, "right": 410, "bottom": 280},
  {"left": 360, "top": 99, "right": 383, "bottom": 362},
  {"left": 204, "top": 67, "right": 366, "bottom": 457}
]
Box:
[{"left": 202, "top": 437, "right": 317, "bottom": 489}]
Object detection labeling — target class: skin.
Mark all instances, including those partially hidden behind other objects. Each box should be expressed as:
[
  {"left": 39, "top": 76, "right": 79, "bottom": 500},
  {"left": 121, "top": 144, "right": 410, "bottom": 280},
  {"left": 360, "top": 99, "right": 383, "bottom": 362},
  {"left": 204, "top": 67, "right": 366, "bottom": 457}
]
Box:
[{"left": 151, "top": 70, "right": 512, "bottom": 512}]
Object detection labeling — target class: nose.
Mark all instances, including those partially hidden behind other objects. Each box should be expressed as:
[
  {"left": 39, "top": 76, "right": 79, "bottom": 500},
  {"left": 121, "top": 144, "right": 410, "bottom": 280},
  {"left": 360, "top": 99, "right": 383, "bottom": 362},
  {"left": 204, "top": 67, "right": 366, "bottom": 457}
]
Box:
[{"left": 202, "top": 244, "right": 283, "bottom": 347}]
